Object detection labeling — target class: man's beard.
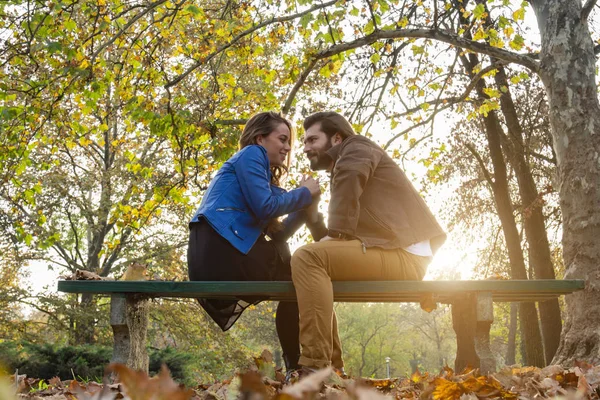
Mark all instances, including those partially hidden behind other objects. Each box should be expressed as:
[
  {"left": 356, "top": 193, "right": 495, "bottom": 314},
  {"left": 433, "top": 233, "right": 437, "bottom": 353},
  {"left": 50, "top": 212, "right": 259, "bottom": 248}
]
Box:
[{"left": 307, "top": 144, "right": 333, "bottom": 171}]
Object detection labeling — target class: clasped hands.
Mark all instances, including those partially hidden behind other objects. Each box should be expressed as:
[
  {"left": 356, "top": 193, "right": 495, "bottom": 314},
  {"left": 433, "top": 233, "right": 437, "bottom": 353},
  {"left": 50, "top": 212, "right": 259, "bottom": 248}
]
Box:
[{"left": 299, "top": 175, "right": 341, "bottom": 243}]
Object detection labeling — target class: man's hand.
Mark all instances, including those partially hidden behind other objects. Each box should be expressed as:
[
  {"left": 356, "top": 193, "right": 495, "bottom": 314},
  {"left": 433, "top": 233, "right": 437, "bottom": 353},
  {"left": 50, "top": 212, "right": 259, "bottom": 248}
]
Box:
[{"left": 299, "top": 175, "right": 321, "bottom": 197}]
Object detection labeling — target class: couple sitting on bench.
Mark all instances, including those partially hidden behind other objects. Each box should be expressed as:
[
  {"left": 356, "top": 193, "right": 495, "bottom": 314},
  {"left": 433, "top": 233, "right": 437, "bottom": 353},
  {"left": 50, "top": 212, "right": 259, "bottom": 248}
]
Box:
[{"left": 187, "top": 111, "right": 446, "bottom": 379}]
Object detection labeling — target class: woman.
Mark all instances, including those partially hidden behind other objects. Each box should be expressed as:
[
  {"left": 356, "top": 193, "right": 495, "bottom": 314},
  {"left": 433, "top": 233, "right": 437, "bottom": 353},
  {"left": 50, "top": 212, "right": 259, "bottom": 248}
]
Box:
[{"left": 188, "top": 111, "right": 322, "bottom": 374}]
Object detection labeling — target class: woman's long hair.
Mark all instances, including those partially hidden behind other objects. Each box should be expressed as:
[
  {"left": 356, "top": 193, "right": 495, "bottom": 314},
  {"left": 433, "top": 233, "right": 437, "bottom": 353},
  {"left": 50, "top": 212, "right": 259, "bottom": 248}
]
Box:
[
  {"left": 239, "top": 112, "right": 294, "bottom": 236},
  {"left": 239, "top": 111, "right": 293, "bottom": 187}
]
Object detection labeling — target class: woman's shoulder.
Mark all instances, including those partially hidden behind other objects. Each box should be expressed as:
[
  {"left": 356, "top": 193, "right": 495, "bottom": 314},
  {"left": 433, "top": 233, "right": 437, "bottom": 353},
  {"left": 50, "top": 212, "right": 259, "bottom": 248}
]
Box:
[{"left": 233, "top": 145, "right": 268, "bottom": 165}]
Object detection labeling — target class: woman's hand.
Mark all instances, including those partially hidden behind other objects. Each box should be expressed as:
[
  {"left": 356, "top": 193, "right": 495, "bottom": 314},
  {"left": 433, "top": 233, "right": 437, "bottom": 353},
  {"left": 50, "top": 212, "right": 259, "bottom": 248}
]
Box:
[{"left": 299, "top": 175, "right": 321, "bottom": 197}]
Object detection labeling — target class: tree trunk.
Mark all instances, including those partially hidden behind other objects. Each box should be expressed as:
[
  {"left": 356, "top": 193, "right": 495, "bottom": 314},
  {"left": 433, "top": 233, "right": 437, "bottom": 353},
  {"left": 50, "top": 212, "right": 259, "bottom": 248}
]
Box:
[
  {"left": 479, "top": 104, "right": 545, "bottom": 367},
  {"left": 460, "top": 52, "right": 546, "bottom": 367},
  {"left": 529, "top": 0, "right": 600, "bottom": 365},
  {"left": 493, "top": 66, "right": 562, "bottom": 362},
  {"left": 506, "top": 303, "right": 518, "bottom": 365}
]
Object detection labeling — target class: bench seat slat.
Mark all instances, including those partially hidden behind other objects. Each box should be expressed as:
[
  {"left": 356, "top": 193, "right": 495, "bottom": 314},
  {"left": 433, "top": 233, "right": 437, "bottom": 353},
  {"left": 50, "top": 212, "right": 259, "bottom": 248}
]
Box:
[{"left": 57, "top": 279, "right": 584, "bottom": 303}]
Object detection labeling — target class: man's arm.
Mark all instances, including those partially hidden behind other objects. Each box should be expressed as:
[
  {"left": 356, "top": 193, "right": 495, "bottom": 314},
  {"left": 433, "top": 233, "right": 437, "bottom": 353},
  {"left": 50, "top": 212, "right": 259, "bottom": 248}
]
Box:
[{"left": 328, "top": 141, "right": 382, "bottom": 236}]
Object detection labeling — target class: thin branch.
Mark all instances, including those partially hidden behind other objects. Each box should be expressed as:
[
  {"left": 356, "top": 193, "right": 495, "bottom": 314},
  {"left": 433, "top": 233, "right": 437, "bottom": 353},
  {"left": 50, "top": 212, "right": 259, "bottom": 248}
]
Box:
[
  {"left": 282, "top": 58, "right": 319, "bottom": 115},
  {"left": 90, "top": 0, "right": 169, "bottom": 64},
  {"left": 366, "top": 0, "right": 379, "bottom": 31},
  {"left": 382, "top": 62, "right": 502, "bottom": 150},
  {"left": 395, "top": 62, "right": 501, "bottom": 119},
  {"left": 529, "top": 150, "right": 556, "bottom": 165},
  {"left": 465, "top": 142, "right": 494, "bottom": 187},
  {"left": 165, "top": 0, "right": 338, "bottom": 88},
  {"left": 214, "top": 119, "right": 247, "bottom": 125}
]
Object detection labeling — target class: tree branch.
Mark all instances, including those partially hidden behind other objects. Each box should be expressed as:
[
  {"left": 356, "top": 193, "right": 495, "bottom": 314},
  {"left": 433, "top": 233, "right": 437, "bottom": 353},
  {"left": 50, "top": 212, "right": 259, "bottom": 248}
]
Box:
[
  {"left": 165, "top": 0, "right": 338, "bottom": 88},
  {"left": 316, "top": 28, "right": 540, "bottom": 72},
  {"left": 281, "top": 58, "right": 319, "bottom": 115},
  {"left": 582, "top": 0, "right": 597, "bottom": 20}
]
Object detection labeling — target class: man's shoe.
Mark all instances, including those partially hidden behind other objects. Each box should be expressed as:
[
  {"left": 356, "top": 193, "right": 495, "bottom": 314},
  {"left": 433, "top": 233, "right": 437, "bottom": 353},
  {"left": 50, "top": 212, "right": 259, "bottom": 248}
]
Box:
[
  {"left": 334, "top": 367, "right": 349, "bottom": 379},
  {"left": 284, "top": 366, "right": 318, "bottom": 385}
]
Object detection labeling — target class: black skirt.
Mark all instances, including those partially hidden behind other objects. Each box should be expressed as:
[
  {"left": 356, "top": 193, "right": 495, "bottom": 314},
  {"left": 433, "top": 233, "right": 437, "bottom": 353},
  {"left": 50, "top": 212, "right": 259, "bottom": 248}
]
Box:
[{"left": 187, "top": 218, "right": 292, "bottom": 331}]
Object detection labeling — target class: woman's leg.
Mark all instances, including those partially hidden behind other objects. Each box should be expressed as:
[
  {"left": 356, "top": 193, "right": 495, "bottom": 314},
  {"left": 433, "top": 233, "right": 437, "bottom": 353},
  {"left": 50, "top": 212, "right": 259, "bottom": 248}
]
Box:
[
  {"left": 276, "top": 301, "right": 300, "bottom": 371},
  {"left": 272, "top": 241, "right": 301, "bottom": 372}
]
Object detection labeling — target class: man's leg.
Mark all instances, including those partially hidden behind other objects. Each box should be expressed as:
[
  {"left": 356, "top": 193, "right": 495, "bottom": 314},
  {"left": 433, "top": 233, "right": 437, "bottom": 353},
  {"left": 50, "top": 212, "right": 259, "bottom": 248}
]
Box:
[{"left": 291, "top": 239, "right": 427, "bottom": 369}]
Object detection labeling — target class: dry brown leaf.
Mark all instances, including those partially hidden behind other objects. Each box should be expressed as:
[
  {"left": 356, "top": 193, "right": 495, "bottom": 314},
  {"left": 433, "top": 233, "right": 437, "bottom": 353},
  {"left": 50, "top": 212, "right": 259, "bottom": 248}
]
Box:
[
  {"left": 239, "top": 371, "right": 269, "bottom": 398},
  {"left": 357, "top": 378, "right": 396, "bottom": 390},
  {"left": 106, "top": 363, "right": 194, "bottom": 400},
  {"left": 74, "top": 269, "right": 105, "bottom": 280},
  {"left": 281, "top": 367, "right": 332, "bottom": 399},
  {"left": 352, "top": 385, "right": 393, "bottom": 400},
  {"left": 121, "top": 263, "right": 148, "bottom": 281},
  {"left": 419, "top": 293, "right": 437, "bottom": 313},
  {"left": 431, "top": 377, "right": 463, "bottom": 400}
]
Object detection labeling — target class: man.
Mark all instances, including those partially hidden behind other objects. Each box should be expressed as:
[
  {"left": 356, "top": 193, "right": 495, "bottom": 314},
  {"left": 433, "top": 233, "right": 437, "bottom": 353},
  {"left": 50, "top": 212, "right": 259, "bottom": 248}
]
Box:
[{"left": 291, "top": 111, "right": 446, "bottom": 373}]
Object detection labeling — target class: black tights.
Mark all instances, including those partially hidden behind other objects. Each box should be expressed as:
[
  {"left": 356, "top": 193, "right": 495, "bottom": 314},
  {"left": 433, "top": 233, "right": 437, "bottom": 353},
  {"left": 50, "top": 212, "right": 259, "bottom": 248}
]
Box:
[{"left": 276, "top": 301, "right": 300, "bottom": 370}]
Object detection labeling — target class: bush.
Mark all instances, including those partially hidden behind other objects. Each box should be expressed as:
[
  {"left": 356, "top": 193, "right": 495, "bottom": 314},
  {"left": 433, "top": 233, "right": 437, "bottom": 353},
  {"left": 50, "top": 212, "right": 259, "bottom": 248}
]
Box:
[
  {"left": 149, "top": 346, "right": 195, "bottom": 386},
  {"left": 0, "top": 341, "right": 110, "bottom": 380},
  {"left": 0, "top": 341, "right": 194, "bottom": 384}
]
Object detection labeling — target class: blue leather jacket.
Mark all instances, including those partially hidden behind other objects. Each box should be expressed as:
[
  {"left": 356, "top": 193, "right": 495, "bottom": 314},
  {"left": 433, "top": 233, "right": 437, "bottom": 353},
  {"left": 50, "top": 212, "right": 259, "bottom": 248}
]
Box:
[{"left": 190, "top": 145, "right": 313, "bottom": 254}]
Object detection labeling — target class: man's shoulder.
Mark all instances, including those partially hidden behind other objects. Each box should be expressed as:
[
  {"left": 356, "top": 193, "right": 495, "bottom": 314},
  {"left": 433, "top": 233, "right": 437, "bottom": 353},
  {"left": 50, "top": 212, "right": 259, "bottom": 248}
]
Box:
[{"left": 340, "top": 135, "right": 382, "bottom": 154}]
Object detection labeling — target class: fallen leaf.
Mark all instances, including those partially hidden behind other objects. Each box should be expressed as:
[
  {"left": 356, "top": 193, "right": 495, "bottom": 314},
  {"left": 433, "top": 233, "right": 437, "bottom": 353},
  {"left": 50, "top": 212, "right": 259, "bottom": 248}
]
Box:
[{"left": 281, "top": 367, "right": 332, "bottom": 399}]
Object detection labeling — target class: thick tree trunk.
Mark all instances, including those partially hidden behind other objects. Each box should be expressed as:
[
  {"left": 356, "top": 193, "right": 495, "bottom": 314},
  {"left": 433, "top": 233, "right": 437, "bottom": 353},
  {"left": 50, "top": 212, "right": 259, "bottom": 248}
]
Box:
[
  {"left": 493, "top": 66, "right": 562, "bottom": 363},
  {"left": 529, "top": 0, "right": 600, "bottom": 365}
]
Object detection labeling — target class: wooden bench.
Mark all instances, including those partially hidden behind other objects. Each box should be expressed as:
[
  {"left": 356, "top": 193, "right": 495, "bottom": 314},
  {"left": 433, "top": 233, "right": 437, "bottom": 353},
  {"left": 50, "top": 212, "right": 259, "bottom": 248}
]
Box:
[{"left": 57, "top": 279, "right": 584, "bottom": 374}]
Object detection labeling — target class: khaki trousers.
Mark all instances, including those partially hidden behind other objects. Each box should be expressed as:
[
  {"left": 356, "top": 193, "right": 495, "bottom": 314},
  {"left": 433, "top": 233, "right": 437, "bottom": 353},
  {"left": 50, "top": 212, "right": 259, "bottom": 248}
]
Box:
[{"left": 290, "top": 239, "right": 430, "bottom": 369}]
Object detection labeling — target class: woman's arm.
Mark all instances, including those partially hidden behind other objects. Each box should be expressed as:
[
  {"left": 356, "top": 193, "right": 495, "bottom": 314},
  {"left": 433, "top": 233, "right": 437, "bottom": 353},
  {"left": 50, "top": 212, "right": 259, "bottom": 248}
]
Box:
[{"left": 234, "top": 146, "right": 312, "bottom": 220}]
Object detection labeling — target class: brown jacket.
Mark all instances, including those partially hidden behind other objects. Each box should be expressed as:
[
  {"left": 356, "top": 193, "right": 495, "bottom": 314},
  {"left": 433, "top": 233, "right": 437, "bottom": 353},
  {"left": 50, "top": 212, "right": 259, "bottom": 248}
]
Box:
[{"left": 324, "top": 135, "right": 446, "bottom": 253}]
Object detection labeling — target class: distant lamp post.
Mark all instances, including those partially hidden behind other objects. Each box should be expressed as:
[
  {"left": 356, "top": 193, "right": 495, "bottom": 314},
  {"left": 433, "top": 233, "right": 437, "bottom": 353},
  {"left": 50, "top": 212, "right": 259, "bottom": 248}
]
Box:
[{"left": 385, "top": 357, "right": 391, "bottom": 378}]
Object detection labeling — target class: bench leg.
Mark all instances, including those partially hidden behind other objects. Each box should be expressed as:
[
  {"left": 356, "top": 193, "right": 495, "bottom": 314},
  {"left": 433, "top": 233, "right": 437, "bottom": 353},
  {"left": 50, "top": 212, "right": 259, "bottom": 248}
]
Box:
[
  {"left": 451, "top": 293, "right": 495, "bottom": 374},
  {"left": 110, "top": 295, "right": 150, "bottom": 373},
  {"left": 474, "top": 292, "right": 494, "bottom": 374},
  {"left": 110, "top": 296, "right": 129, "bottom": 365}
]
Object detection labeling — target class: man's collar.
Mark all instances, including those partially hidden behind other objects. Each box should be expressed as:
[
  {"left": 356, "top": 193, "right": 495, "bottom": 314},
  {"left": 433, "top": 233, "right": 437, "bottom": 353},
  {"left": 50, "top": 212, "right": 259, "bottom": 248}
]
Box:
[{"left": 325, "top": 143, "right": 342, "bottom": 161}]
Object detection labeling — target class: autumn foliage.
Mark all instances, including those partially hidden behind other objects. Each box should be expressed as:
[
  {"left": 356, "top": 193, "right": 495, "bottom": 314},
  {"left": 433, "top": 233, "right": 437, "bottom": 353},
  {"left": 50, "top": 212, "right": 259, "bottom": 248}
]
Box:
[{"left": 5, "top": 356, "right": 600, "bottom": 400}]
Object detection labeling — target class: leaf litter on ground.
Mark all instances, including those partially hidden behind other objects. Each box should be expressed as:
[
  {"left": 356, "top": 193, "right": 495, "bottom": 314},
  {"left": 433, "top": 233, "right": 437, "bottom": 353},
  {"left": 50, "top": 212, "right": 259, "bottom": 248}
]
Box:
[{"left": 3, "top": 351, "right": 600, "bottom": 400}]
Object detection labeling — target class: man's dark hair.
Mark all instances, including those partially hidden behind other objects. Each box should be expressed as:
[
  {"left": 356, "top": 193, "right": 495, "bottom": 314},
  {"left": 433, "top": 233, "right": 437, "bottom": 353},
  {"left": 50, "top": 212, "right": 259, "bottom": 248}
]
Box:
[{"left": 303, "top": 112, "right": 356, "bottom": 140}]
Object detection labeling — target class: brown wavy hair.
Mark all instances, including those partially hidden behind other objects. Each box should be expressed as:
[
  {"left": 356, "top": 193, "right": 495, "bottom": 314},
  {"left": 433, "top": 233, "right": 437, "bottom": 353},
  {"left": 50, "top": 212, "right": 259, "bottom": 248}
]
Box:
[
  {"left": 239, "top": 111, "right": 294, "bottom": 236},
  {"left": 239, "top": 111, "right": 294, "bottom": 187}
]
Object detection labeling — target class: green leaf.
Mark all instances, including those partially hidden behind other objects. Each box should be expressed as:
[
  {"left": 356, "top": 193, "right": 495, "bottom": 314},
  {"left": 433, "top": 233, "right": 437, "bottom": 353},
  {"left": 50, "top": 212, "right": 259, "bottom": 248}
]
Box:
[
  {"left": 46, "top": 41, "right": 62, "bottom": 53},
  {"left": 185, "top": 4, "right": 202, "bottom": 15},
  {"left": 509, "top": 35, "right": 525, "bottom": 50},
  {"left": 64, "top": 19, "right": 77, "bottom": 31},
  {"left": 411, "top": 45, "right": 425, "bottom": 55},
  {"left": 299, "top": 13, "right": 313, "bottom": 29},
  {"left": 473, "top": 4, "right": 485, "bottom": 19}
]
